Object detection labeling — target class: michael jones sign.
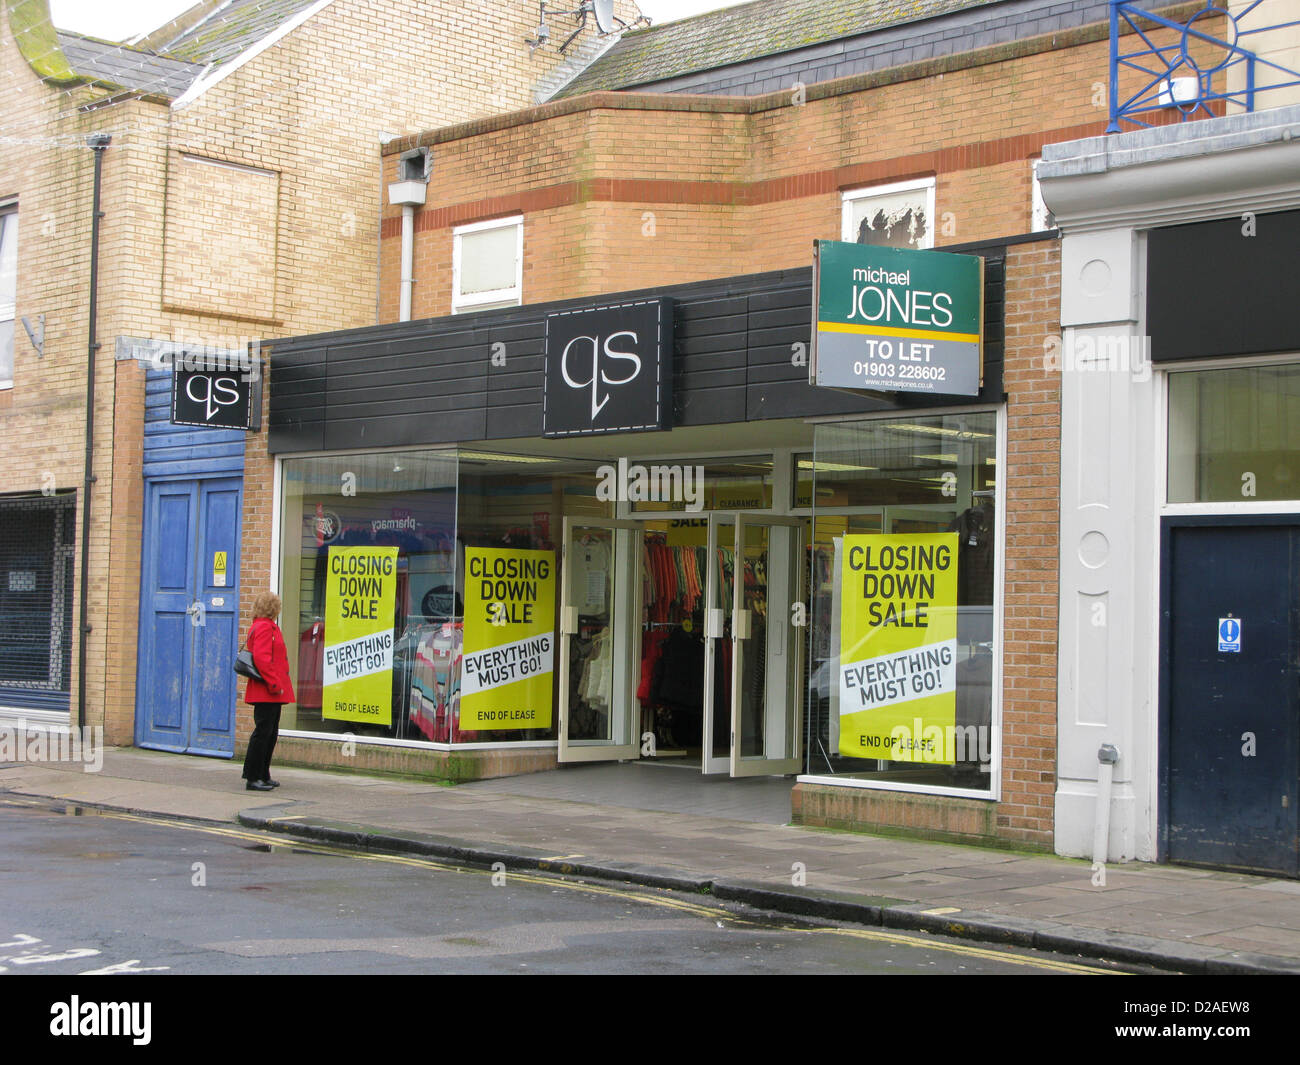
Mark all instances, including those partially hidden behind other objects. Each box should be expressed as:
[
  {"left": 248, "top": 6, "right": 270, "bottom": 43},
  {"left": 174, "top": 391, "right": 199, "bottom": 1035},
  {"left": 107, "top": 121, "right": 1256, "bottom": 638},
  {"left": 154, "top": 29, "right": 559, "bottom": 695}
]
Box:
[{"left": 811, "top": 240, "right": 983, "bottom": 397}]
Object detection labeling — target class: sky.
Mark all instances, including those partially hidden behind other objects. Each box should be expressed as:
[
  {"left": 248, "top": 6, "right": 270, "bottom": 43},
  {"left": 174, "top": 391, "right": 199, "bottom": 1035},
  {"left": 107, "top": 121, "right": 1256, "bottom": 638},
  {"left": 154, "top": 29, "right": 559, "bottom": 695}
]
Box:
[{"left": 48, "top": 0, "right": 752, "bottom": 42}]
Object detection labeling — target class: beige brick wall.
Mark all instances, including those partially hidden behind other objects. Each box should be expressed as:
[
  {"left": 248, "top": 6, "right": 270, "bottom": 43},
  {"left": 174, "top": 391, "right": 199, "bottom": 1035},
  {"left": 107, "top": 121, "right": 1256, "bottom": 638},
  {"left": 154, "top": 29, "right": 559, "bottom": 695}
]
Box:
[
  {"left": 1229, "top": 0, "right": 1300, "bottom": 108},
  {"left": 0, "top": 0, "right": 637, "bottom": 743},
  {"left": 162, "top": 154, "right": 281, "bottom": 321}
]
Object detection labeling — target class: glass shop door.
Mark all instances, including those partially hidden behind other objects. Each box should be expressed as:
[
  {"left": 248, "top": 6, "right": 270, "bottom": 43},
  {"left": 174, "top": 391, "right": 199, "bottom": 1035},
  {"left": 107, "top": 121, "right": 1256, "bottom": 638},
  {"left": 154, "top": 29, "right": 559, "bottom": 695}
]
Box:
[
  {"left": 728, "top": 513, "right": 804, "bottom": 777},
  {"left": 700, "top": 513, "right": 735, "bottom": 774},
  {"left": 557, "top": 518, "right": 643, "bottom": 763}
]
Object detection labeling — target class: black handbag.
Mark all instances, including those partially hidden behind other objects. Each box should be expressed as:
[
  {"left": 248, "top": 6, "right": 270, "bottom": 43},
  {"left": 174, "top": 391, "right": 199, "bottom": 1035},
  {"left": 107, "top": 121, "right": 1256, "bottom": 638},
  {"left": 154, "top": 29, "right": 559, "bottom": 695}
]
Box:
[{"left": 234, "top": 637, "right": 264, "bottom": 684}]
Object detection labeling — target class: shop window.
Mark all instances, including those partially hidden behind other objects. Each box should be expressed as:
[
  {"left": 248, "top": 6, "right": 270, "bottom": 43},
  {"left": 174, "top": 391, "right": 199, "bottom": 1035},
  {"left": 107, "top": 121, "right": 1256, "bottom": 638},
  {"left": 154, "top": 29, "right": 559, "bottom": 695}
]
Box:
[
  {"left": 278, "top": 451, "right": 459, "bottom": 741},
  {"left": 278, "top": 448, "right": 612, "bottom": 747},
  {"left": 0, "top": 205, "right": 16, "bottom": 389},
  {"left": 452, "top": 215, "right": 522, "bottom": 313},
  {"left": 455, "top": 450, "right": 609, "bottom": 743},
  {"left": 0, "top": 493, "right": 75, "bottom": 703},
  {"left": 805, "top": 412, "right": 998, "bottom": 793},
  {"left": 1168, "top": 364, "right": 1300, "bottom": 503},
  {"left": 841, "top": 178, "right": 934, "bottom": 250}
]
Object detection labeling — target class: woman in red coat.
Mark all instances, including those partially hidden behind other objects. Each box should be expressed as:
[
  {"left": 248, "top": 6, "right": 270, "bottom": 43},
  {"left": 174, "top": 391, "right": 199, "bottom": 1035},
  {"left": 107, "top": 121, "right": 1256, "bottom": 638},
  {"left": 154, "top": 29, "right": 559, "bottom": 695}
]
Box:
[{"left": 241, "top": 591, "right": 296, "bottom": 791}]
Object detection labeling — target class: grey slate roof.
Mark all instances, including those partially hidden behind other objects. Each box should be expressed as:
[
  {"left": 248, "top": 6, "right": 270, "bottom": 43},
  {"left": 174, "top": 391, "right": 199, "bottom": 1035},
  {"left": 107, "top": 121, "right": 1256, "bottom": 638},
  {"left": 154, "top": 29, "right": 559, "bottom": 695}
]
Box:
[
  {"left": 554, "top": 0, "right": 1003, "bottom": 97},
  {"left": 47, "top": 0, "right": 326, "bottom": 100},
  {"left": 55, "top": 31, "right": 206, "bottom": 98},
  {"left": 151, "top": 0, "right": 325, "bottom": 67}
]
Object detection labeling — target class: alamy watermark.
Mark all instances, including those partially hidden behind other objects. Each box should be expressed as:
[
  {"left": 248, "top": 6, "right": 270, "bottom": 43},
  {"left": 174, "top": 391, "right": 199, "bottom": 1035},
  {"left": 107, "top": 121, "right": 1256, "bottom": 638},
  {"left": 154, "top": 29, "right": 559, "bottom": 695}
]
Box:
[
  {"left": 126, "top": 330, "right": 262, "bottom": 381},
  {"left": 872, "top": 718, "right": 995, "bottom": 772},
  {"left": 0, "top": 720, "right": 104, "bottom": 773},
  {"left": 1042, "top": 333, "right": 1151, "bottom": 382},
  {"left": 596, "top": 458, "right": 704, "bottom": 512}
]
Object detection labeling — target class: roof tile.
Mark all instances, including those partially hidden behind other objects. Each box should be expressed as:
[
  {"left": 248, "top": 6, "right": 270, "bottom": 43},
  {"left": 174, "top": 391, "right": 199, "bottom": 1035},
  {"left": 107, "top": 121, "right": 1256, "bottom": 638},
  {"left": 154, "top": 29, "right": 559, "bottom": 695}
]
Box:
[{"left": 554, "top": 0, "right": 1000, "bottom": 97}]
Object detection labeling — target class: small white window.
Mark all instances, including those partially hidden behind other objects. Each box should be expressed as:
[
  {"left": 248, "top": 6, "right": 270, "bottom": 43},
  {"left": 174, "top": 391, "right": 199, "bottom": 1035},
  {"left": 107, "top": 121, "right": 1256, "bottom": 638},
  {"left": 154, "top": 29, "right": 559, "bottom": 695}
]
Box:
[
  {"left": 1030, "top": 159, "right": 1056, "bottom": 232},
  {"left": 452, "top": 215, "right": 522, "bottom": 313},
  {"left": 841, "top": 177, "right": 935, "bottom": 250},
  {"left": 0, "top": 205, "right": 16, "bottom": 390}
]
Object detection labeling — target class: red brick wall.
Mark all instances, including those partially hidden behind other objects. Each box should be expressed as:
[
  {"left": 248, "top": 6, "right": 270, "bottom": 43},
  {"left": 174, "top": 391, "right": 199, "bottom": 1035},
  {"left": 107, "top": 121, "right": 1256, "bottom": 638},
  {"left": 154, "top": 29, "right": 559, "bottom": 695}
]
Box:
[
  {"left": 377, "top": 14, "right": 1210, "bottom": 321},
  {"left": 998, "top": 238, "right": 1062, "bottom": 845}
]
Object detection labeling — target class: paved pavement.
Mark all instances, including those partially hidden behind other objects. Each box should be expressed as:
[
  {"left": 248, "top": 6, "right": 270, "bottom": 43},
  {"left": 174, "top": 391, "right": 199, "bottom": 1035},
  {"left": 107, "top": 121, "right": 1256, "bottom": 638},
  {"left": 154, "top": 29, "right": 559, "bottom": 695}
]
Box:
[{"left": 3, "top": 747, "right": 1300, "bottom": 973}]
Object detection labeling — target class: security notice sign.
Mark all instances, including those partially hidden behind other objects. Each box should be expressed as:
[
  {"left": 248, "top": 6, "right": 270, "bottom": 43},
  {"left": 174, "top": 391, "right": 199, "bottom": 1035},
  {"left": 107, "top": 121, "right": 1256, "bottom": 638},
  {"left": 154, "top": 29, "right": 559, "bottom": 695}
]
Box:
[
  {"left": 322, "top": 546, "right": 398, "bottom": 726},
  {"left": 461, "top": 548, "right": 556, "bottom": 731},
  {"left": 811, "top": 240, "right": 983, "bottom": 397},
  {"left": 838, "top": 533, "right": 959, "bottom": 762}
]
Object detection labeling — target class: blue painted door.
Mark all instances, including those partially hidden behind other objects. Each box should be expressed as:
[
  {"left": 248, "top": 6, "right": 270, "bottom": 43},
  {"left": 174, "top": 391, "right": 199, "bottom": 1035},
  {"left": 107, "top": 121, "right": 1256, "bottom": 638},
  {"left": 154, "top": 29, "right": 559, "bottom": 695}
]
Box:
[
  {"left": 1162, "top": 521, "right": 1300, "bottom": 877},
  {"left": 135, "top": 477, "right": 242, "bottom": 756}
]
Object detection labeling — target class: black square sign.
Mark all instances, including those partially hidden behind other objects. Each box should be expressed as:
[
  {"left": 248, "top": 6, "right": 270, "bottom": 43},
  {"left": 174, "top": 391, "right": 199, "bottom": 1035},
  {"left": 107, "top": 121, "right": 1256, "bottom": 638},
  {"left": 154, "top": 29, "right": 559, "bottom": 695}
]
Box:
[
  {"left": 171, "top": 356, "right": 262, "bottom": 431},
  {"left": 542, "top": 298, "right": 672, "bottom": 437}
]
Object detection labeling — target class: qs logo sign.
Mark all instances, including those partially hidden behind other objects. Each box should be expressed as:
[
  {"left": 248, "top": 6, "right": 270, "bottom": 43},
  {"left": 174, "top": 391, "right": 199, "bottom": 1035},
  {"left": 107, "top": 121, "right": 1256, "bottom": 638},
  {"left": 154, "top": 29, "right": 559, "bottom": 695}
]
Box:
[
  {"left": 185, "top": 374, "right": 242, "bottom": 421},
  {"left": 170, "top": 359, "right": 261, "bottom": 431},
  {"left": 543, "top": 298, "right": 673, "bottom": 438},
  {"left": 560, "top": 332, "right": 641, "bottom": 420}
]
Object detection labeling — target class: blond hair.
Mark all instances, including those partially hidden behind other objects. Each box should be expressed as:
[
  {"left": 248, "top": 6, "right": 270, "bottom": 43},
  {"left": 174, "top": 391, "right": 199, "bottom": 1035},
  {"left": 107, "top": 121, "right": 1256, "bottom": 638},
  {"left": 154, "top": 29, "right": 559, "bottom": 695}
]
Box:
[{"left": 252, "top": 591, "right": 282, "bottom": 619}]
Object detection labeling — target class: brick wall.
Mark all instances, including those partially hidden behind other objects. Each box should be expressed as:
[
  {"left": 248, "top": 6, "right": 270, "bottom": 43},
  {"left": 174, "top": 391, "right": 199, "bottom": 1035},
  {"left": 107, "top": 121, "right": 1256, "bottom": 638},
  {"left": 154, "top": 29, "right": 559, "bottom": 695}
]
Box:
[
  {"left": 1, "top": 0, "right": 636, "bottom": 743},
  {"left": 379, "top": 15, "right": 1218, "bottom": 319},
  {"left": 0, "top": 19, "right": 126, "bottom": 731},
  {"left": 997, "top": 237, "right": 1062, "bottom": 845}
]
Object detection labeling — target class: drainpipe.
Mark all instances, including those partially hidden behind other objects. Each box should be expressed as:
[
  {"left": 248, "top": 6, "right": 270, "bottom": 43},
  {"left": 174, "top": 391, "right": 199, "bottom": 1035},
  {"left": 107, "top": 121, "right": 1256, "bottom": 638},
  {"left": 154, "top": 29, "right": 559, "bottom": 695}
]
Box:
[
  {"left": 399, "top": 204, "right": 415, "bottom": 321},
  {"left": 1092, "top": 743, "right": 1119, "bottom": 865},
  {"left": 387, "top": 148, "right": 428, "bottom": 322},
  {"left": 78, "top": 133, "right": 111, "bottom": 732}
]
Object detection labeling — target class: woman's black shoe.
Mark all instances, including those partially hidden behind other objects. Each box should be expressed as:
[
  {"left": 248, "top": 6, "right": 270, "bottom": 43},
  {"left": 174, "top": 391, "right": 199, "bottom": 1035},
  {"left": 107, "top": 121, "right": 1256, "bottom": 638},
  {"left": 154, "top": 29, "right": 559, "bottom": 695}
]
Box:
[
  {"left": 246, "top": 780, "right": 274, "bottom": 791},
  {"left": 265, "top": 779, "right": 280, "bottom": 788}
]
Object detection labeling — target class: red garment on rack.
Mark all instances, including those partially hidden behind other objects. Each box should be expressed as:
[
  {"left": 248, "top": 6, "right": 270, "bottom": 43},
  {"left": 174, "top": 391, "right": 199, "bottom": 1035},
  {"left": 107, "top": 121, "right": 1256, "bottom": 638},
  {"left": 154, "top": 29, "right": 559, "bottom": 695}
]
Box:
[
  {"left": 638, "top": 629, "right": 669, "bottom": 703},
  {"left": 297, "top": 621, "right": 324, "bottom": 708}
]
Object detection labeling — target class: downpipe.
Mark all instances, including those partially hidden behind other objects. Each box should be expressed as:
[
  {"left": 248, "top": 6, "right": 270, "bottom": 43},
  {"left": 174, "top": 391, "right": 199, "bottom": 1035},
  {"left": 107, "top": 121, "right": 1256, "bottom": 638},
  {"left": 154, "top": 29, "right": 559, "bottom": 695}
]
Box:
[
  {"left": 78, "top": 133, "right": 111, "bottom": 731},
  {"left": 399, "top": 203, "right": 414, "bottom": 321},
  {"left": 1092, "top": 743, "right": 1119, "bottom": 865}
]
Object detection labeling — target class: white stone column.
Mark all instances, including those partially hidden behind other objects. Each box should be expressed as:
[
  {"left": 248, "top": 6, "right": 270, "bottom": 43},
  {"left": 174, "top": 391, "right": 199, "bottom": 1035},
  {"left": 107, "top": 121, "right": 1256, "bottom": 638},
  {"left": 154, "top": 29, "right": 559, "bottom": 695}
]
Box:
[{"left": 1054, "top": 226, "right": 1160, "bottom": 863}]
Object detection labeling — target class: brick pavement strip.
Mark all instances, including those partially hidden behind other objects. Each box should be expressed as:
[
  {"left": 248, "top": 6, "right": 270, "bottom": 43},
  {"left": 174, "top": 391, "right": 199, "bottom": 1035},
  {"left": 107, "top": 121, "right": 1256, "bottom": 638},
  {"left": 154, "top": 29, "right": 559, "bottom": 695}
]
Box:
[{"left": 2, "top": 750, "right": 1300, "bottom": 973}]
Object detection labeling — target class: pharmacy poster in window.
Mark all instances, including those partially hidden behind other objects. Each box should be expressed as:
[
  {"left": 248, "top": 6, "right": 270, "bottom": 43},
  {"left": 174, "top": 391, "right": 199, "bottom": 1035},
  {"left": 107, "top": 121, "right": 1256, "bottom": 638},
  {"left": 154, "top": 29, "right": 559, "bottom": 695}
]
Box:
[
  {"left": 461, "top": 548, "right": 556, "bottom": 730},
  {"left": 837, "top": 533, "right": 958, "bottom": 762},
  {"left": 322, "top": 546, "right": 399, "bottom": 726}
]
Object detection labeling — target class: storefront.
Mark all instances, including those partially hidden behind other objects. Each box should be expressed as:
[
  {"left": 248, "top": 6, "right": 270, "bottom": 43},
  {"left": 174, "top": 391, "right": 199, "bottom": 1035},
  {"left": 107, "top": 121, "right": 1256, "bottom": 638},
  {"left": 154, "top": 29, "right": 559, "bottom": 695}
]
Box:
[
  {"left": 263, "top": 236, "right": 1059, "bottom": 845},
  {"left": 1042, "top": 106, "right": 1300, "bottom": 876}
]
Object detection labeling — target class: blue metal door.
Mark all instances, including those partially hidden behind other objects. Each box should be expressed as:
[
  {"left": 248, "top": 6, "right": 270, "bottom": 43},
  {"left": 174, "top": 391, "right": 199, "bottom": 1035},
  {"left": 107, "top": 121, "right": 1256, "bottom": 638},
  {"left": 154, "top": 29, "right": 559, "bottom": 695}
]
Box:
[
  {"left": 1160, "top": 519, "right": 1300, "bottom": 876},
  {"left": 135, "top": 477, "right": 242, "bottom": 757}
]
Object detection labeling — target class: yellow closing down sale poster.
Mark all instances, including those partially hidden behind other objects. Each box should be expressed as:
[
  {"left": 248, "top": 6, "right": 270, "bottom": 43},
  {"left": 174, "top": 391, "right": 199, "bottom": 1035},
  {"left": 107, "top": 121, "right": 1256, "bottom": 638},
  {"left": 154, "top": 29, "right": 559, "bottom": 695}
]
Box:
[
  {"left": 323, "top": 546, "right": 399, "bottom": 726},
  {"left": 461, "top": 547, "right": 556, "bottom": 731},
  {"left": 838, "top": 533, "right": 958, "bottom": 763}
]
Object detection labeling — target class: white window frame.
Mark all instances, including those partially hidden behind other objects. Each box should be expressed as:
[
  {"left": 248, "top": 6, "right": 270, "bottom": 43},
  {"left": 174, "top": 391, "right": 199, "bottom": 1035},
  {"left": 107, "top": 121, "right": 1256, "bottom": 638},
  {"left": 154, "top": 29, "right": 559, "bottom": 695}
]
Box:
[
  {"left": 0, "top": 202, "right": 16, "bottom": 390},
  {"left": 452, "top": 214, "right": 522, "bottom": 314},
  {"left": 840, "top": 177, "right": 936, "bottom": 249}
]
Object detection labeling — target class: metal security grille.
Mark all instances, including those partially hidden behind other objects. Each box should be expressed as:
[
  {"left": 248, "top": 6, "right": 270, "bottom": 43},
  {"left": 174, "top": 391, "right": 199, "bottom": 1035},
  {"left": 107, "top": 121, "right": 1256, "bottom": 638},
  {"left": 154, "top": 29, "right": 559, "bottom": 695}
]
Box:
[{"left": 0, "top": 493, "right": 75, "bottom": 692}]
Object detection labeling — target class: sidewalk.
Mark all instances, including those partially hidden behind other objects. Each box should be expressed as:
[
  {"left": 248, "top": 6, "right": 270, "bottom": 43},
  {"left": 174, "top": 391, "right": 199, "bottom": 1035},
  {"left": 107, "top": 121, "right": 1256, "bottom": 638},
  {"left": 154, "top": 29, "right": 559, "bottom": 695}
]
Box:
[{"left": 4, "top": 747, "right": 1300, "bottom": 973}]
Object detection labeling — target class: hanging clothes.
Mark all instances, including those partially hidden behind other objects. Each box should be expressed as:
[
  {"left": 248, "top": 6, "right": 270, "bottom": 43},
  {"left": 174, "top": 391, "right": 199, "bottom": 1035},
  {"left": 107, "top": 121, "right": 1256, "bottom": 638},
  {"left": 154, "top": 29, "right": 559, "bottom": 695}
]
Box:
[
  {"left": 297, "top": 620, "right": 325, "bottom": 709},
  {"left": 638, "top": 628, "right": 669, "bottom": 703}
]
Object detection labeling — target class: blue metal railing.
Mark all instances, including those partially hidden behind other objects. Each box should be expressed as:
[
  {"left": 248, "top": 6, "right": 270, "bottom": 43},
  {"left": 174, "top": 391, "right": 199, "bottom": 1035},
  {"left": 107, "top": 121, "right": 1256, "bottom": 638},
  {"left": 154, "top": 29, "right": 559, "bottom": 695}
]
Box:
[{"left": 1108, "top": 0, "right": 1300, "bottom": 131}]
